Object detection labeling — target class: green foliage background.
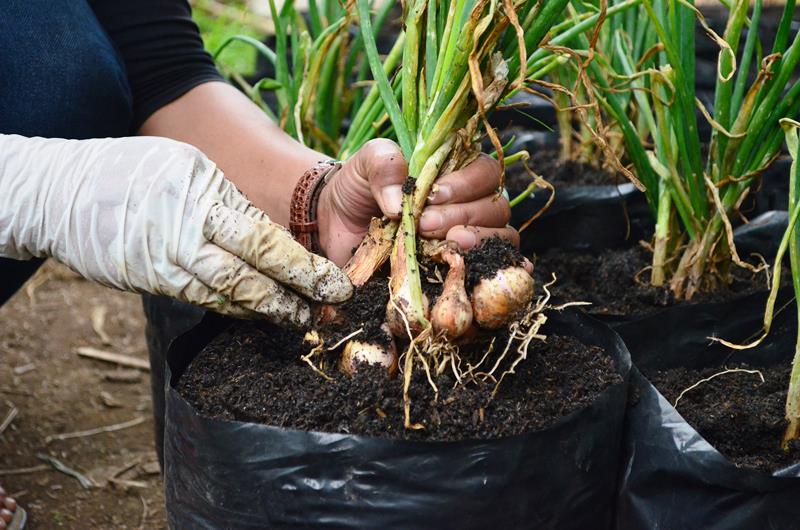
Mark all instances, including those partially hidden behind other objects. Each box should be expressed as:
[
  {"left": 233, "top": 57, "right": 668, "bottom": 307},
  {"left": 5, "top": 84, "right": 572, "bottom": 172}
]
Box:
[{"left": 191, "top": 0, "right": 266, "bottom": 76}]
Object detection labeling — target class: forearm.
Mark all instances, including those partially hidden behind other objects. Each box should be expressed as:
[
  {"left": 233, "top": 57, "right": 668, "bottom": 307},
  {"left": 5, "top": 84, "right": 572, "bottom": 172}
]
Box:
[{"left": 139, "top": 81, "right": 322, "bottom": 226}]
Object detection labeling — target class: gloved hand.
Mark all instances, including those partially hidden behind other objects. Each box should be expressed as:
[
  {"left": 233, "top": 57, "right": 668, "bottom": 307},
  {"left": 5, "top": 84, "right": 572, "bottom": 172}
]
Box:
[{"left": 0, "top": 134, "right": 352, "bottom": 327}]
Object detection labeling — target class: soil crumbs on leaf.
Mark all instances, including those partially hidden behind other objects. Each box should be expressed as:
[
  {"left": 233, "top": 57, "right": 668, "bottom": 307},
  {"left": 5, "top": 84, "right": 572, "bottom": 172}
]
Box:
[
  {"left": 177, "top": 319, "right": 621, "bottom": 441},
  {"left": 650, "top": 364, "right": 800, "bottom": 472}
]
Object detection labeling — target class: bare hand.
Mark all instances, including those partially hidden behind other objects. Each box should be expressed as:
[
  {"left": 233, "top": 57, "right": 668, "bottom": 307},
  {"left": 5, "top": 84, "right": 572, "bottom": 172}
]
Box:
[{"left": 317, "top": 139, "right": 518, "bottom": 266}]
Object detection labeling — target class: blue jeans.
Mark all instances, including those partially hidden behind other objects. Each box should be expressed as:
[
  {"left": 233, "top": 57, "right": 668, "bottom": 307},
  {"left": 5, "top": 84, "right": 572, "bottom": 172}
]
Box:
[
  {"left": 1, "top": 0, "right": 204, "bottom": 465},
  {"left": 0, "top": 0, "right": 133, "bottom": 302}
]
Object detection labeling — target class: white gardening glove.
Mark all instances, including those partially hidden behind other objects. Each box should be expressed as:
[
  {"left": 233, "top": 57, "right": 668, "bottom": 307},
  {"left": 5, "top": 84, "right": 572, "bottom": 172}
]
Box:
[{"left": 0, "top": 134, "right": 352, "bottom": 327}]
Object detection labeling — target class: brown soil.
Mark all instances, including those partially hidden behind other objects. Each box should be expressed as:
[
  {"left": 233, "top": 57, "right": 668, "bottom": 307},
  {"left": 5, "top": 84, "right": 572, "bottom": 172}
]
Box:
[
  {"left": 506, "top": 149, "right": 625, "bottom": 196},
  {"left": 0, "top": 261, "right": 166, "bottom": 528},
  {"left": 177, "top": 319, "right": 621, "bottom": 441},
  {"left": 649, "top": 363, "right": 800, "bottom": 472},
  {"left": 535, "top": 244, "right": 769, "bottom": 316}
]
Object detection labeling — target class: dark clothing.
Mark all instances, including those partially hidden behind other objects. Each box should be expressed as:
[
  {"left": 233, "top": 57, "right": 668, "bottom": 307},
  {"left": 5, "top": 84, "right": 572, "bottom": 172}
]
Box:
[
  {"left": 88, "top": 0, "right": 223, "bottom": 130},
  {"left": 1, "top": 0, "right": 216, "bottom": 463},
  {"left": 0, "top": 0, "right": 223, "bottom": 139},
  {"left": 0, "top": 0, "right": 133, "bottom": 139}
]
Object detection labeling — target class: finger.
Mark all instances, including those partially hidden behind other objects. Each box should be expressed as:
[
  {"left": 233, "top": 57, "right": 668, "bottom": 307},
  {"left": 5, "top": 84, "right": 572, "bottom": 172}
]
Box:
[
  {"left": 418, "top": 195, "right": 511, "bottom": 239},
  {"left": 203, "top": 203, "right": 353, "bottom": 303},
  {"left": 187, "top": 243, "right": 313, "bottom": 326},
  {"left": 168, "top": 268, "right": 263, "bottom": 319},
  {"left": 219, "top": 176, "right": 270, "bottom": 223},
  {"left": 445, "top": 225, "right": 522, "bottom": 252},
  {"left": 427, "top": 154, "right": 502, "bottom": 205},
  {"left": 356, "top": 138, "right": 408, "bottom": 218}
]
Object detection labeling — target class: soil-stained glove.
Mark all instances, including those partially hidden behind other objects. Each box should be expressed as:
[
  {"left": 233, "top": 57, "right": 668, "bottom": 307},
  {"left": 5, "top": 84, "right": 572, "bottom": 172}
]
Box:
[{"left": 0, "top": 134, "right": 352, "bottom": 327}]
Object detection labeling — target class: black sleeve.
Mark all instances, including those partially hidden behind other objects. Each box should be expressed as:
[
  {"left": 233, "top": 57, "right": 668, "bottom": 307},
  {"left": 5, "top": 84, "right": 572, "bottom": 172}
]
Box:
[{"left": 90, "top": 0, "right": 225, "bottom": 129}]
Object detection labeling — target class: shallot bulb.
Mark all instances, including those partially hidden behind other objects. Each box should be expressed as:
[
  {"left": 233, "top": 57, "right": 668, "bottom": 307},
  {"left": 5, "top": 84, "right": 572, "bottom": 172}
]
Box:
[
  {"left": 471, "top": 266, "right": 534, "bottom": 329},
  {"left": 339, "top": 324, "right": 398, "bottom": 377},
  {"left": 430, "top": 248, "right": 473, "bottom": 339},
  {"left": 386, "top": 290, "right": 429, "bottom": 337}
]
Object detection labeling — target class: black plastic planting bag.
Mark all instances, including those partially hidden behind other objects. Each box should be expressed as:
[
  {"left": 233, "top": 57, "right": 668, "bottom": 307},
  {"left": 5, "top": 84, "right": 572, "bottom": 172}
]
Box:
[
  {"left": 163, "top": 309, "right": 631, "bottom": 530},
  {"left": 608, "top": 286, "right": 796, "bottom": 372},
  {"left": 613, "top": 288, "right": 800, "bottom": 530},
  {"left": 729, "top": 210, "right": 788, "bottom": 262},
  {"left": 490, "top": 90, "right": 557, "bottom": 131},
  {"left": 511, "top": 181, "right": 652, "bottom": 254}
]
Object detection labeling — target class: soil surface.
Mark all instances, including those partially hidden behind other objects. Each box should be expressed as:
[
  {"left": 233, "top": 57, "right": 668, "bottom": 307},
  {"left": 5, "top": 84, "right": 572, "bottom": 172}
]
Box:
[
  {"left": 535, "top": 244, "right": 770, "bottom": 316},
  {"left": 0, "top": 261, "right": 166, "bottom": 528},
  {"left": 320, "top": 278, "right": 391, "bottom": 347},
  {"left": 506, "top": 149, "right": 625, "bottom": 196},
  {"left": 178, "top": 319, "right": 621, "bottom": 441},
  {"left": 649, "top": 363, "right": 800, "bottom": 472}
]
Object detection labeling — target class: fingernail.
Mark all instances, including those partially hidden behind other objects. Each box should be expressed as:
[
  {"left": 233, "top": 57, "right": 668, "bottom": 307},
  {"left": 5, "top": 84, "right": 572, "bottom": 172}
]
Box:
[
  {"left": 523, "top": 258, "right": 534, "bottom": 274},
  {"left": 451, "top": 228, "right": 477, "bottom": 250},
  {"left": 381, "top": 185, "right": 403, "bottom": 215},
  {"left": 428, "top": 184, "right": 452, "bottom": 204},
  {"left": 420, "top": 211, "right": 444, "bottom": 232}
]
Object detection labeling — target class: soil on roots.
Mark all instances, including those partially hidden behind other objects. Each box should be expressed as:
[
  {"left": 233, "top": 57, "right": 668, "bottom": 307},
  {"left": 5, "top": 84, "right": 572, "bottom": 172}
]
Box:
[
  {"left": 177, "top": 319, "right": 620, "bottom": 440},
  {"left": 505, "top": 149, "right": 625, "bottom": 196},
  {"left": 464, "top": 236, "right": 526, "bottom": 289},
  {"left": 534, "top": 244, "right": 770, "bottom": 316},
  {"left": 649, "top": 363, "right": 800, "bottom": 472}
]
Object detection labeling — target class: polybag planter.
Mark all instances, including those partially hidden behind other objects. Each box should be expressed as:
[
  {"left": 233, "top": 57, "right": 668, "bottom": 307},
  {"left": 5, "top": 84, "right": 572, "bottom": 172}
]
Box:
[
  {"left": 511, "top": 181, "right": 652, "bottom": 254},
  {"left": 512, "top": 202, "right": 799, "bottom": 526},
  {"left": 613, "top": 288, "right": 800, "bottom": 530},
  {"left": 163, "top": 309, "right": 631, "bottom": 530},
  {"left": 510, "top": 172, "right": 789, "bottom": 258},
  {"left": 490, "top": 91, "right": 557, "bottom": 131}
]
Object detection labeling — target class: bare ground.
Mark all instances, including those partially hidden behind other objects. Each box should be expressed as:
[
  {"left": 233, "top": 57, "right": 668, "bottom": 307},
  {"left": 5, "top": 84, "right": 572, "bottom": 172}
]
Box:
[{"left": 0, "top": 261, "right": 167, "bottom": 529}]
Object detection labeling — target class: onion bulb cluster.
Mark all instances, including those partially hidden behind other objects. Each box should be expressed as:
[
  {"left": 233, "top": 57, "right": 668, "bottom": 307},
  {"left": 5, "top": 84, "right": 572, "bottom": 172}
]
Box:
[{"left": 335, "top": 240, "right": 534, "bottom": 378}]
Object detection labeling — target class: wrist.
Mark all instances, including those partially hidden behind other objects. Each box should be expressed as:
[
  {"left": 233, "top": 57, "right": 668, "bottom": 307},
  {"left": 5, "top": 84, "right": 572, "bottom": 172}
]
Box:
[{"left": 317, "top": 184, "right": 334, "bottom": 258}]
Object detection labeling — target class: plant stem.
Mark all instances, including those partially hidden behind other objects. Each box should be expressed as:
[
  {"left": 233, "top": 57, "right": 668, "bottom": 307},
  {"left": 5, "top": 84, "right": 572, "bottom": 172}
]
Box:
[
  {"left": 402, "top": 0, "right": 425, "bottom": 139},
  {"left": 651, "top": 183, "right": 672, "bottom": 286},
  {"left": 393, "top": 136, "right": 457, "bottom": 329},
  {"left": 356, "top": 0, "right": 413, "bottom": 157},
  {"left": 783, "top": 120, "right": 800, "bottom": 447}
]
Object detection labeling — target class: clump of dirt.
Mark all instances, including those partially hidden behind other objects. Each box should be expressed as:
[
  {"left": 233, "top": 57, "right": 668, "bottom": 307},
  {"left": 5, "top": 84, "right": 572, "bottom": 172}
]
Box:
[
  {"left": 177, "top": 319, "right": 621, "bottom": 441},
  {"left": 535, "top": 244, "right": 769, "bottom": 316},
  {"left": 419, "top": 254, "right": 446, "bottom": 306},
  {"left": 464, "top": 236, "right": 525, "bottom": 289},
  {"left": 319, "top": 278, "right": 391, "bottom": 347},
  {"left": 649, "top": 363, "right": 800, "bottom": 472},
  {"left": 505, "top": 149, "right": 625, "bottom": 196},
  {"left": 402, "top": 176, "right": 416, "bottom": 194}
]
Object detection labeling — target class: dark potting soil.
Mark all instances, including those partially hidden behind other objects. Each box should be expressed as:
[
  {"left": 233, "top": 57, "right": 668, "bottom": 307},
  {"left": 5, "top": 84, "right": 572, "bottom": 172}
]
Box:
[
  {"left": 534, "top": 244, "right": 770, "bottom": 316},
  {"left": 505, "top": 149, "right": 624, "bottom": 196},
  {"left": 464, "top": 236, "right": 526, "bottom": 289},
  {"left": 177, "top": 319, "right": 621, "bottom": 441},
  {"left": 649, "top": 363, "right": 800, "bottom": 472},
  {"left": 321, "top": 278, "right": 392, "bottom": 347}
]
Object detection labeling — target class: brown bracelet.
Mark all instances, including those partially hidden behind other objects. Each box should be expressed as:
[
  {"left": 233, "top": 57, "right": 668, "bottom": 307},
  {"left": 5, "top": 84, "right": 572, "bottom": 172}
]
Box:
[{"left": 289, "top": 160, "right": 341, "bottom": 253}]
